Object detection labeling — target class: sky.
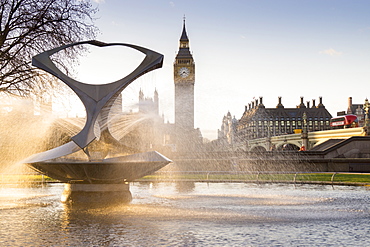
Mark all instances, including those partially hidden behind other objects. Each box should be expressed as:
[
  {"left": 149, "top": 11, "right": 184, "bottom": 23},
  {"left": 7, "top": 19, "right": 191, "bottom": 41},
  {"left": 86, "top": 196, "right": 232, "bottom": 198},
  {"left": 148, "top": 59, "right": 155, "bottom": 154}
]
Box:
[{"left": 71, "top": 0, "right": 370, "bottom": 140}]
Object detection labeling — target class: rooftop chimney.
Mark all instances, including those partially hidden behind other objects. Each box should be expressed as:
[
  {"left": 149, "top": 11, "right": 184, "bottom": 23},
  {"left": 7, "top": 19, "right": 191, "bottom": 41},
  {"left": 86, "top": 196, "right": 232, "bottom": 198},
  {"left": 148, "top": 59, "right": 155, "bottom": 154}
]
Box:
[
  {"left": 276, "top": 96, "right": 284, "bottom": 108},
  {"left": 298, "top": 96, "right": 306, "bottom": 108},
  {"left": 348, "top": 97, "right": 353, "bottom": 107},
  {"left": 258, "top": 96, "right": 265, "bottom": 108},
  {"left": 347, "top": 97, "right": 353, "bottom": 114},
  {"left": 318, "top": 96, "right": 324, "bottom": 108}
]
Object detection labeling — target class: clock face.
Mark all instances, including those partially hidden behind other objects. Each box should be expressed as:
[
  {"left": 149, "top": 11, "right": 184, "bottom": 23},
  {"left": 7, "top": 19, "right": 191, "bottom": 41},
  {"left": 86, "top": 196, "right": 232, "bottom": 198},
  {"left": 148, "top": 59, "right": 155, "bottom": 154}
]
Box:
[{"left": 178, "top": 67, "right": 190, "bottom": 78}]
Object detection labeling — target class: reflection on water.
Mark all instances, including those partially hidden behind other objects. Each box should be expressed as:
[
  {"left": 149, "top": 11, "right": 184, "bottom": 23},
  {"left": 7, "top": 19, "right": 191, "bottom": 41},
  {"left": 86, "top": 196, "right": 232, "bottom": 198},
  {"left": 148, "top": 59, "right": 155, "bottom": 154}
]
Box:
[{"left": 0, "top": 182, "right": 369, "bottom": 246}]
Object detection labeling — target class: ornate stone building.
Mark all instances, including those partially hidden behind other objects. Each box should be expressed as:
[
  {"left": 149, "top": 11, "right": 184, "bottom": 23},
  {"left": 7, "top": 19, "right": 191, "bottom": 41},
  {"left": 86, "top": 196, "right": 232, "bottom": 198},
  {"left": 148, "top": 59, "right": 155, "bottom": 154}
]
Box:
[
  {"left": 346, "top": 97, "right": 365, "bottom": 126},
  {"left": 139, "top": 88, "right": 159, "bottom": 115},
  {"left": 218, "top": 111, "right": 237, "bottom": 145},
  {"left": 116, "top": 89, "right": 176, "bottom": 155},
  {"left": 173, "top": 19, "right": 202, "bottom": 152},
  {"left": 236, "top": 96, "right": 332, "bottom": 140},
  {"left": 174, "top": 21, "right": 195, "bottom": 130},
  {"left": 217, "top": 96, "right": 333, "bottom": 149}
]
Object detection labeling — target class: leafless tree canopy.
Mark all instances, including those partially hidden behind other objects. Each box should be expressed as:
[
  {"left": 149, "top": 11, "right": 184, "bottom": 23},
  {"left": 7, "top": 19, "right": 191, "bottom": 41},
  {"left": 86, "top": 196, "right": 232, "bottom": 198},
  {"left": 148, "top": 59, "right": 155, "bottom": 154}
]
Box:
[{"left": 0, "top": 0, "right": 98, "bottom": 96}]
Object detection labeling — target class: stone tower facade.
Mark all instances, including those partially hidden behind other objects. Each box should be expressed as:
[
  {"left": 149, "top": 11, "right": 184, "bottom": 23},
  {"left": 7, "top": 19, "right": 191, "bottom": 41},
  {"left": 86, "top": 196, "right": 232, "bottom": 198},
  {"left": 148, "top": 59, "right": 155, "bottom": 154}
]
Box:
[
  {"left": 174, "top": 19, "right": 195, "bottom": 131},
  {"left": 139, "top": 88, "right": 159, "bottom": 115},
  {"left": 174, "top": 19, "right": 196, "bottom": 152}
]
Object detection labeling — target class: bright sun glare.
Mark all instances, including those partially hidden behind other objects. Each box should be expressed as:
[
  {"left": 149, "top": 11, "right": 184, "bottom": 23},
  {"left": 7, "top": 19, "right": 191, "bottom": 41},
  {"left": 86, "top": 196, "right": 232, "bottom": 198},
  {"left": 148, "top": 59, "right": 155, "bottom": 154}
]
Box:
[{"left": 74, "top": 45, "right": 146, "bottom": 85}]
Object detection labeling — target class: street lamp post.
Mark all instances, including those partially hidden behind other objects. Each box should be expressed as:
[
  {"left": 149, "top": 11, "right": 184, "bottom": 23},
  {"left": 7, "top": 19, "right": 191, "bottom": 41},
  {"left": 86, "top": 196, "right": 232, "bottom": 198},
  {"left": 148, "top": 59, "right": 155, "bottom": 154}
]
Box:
[
  {"left": 301, "top": 112, "right": 309, "bottom": 150},
  {"left": 363, "top": 98, "right": 370, "bottom": 135}
]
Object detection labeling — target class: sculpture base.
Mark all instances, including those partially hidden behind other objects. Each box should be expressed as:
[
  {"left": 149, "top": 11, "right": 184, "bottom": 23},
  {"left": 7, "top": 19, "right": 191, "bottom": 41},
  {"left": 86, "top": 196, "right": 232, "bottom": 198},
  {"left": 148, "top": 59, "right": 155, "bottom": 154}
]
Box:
[
  {"left": 26, "top": 151, "right": 172, "bottom": 184},
  {"left": 61, "top": 183, "right": 132, "bottom": 205}
]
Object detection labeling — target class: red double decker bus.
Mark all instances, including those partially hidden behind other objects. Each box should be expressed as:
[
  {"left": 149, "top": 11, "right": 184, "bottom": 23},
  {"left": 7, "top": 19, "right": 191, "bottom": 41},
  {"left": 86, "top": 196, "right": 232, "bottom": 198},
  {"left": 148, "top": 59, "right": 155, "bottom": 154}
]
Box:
[{"left": 330, "top": 115, "right": 358, "bottom": 129}]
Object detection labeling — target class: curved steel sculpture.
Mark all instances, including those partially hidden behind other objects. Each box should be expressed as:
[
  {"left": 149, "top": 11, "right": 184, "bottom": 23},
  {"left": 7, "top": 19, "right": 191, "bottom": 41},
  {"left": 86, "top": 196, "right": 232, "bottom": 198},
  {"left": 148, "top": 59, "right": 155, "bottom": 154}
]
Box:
[
  {"left": 21, "top": 41, "right": 171, "bottom": 190},
  {"left": 24, "top": 40, "right": 163, "bottom": 163}
]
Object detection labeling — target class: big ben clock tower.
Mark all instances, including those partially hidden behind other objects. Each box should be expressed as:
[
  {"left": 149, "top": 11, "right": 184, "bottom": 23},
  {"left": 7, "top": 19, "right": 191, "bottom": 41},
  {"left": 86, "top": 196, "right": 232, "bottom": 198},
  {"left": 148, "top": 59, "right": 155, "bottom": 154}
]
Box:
[{"left": 174, "top": 18, "right": 195, "bottom": 151}]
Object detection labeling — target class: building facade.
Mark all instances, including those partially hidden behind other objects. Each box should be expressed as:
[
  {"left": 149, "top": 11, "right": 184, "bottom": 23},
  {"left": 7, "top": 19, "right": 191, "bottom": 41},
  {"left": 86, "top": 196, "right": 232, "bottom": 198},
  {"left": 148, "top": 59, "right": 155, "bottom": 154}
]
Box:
[
  {"left": 215, "top": 96, "right": 333, "bottom": 151},
  {"left": 345, "top": 97, "right": 365, "bottom": 126},
  {"left": 236, "top": 96, "right": 332, "bottom": 140},
  {"left": 139, "top": 88, "right": 159, "bottom": 115},
  {"left": 174, "top": 19, "right": 195, "bottom": 131},
  {"left": 173, "top": 19, "right": 202, "bottom": 152},
  {"left": 218, "top": 111, "right": 237, "bottom": 145}
]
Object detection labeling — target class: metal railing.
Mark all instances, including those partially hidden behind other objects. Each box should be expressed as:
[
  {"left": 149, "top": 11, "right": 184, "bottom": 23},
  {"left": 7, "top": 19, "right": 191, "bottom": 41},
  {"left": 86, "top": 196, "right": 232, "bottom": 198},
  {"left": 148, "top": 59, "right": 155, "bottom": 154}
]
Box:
[{"left": 137, "top": 171, "right": 370, "bottom": 186}]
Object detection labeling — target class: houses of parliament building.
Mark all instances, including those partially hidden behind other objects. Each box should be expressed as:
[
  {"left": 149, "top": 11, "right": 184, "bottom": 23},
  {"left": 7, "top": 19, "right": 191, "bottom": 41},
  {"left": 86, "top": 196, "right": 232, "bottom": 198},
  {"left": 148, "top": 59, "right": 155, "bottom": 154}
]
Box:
[{"left": 218, "top": 96, "right": 333, "bottom": 149}]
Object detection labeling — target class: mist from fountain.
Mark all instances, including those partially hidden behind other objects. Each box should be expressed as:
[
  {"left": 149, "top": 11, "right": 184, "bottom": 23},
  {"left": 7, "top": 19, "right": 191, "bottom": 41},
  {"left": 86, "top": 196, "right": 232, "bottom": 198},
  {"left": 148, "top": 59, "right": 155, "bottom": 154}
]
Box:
[
  {"left": 0, "top": 97, "right": 57, "bottom": 175},
  {"left": 0, "top": 41, "right": 173, "bottom": 205},
  {"left": 0, "top": 89, "right": 170, "bottom": 197},
  {"left": 1, "top": 41, "right": 169, "bottom": 187}
]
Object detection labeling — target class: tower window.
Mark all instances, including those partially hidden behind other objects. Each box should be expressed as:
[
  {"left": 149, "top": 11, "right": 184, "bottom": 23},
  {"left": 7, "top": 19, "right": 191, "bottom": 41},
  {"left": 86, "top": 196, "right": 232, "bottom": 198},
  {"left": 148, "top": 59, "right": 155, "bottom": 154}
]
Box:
[{"left": 178, "top": 59, "right": 191, "bottom": 65}]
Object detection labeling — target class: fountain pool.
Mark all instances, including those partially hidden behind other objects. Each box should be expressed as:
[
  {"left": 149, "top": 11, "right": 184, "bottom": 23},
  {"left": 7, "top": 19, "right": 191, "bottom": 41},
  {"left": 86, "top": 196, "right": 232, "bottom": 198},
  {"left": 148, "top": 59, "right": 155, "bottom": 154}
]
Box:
[{"left": 0, "top": 182, "right": 369, "bottom": 246}]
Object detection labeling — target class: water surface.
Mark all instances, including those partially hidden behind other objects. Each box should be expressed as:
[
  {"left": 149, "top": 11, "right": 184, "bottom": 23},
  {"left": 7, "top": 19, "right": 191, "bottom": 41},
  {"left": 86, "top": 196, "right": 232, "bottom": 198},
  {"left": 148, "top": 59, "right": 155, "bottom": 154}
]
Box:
[{"left": 0, "top": 182, "right": 369, "bottom": 246}]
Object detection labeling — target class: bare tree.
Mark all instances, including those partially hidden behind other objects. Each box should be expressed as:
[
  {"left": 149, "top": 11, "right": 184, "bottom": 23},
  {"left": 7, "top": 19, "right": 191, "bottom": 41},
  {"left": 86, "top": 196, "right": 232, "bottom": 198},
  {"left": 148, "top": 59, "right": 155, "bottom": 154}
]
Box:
[{"left": 0, "top": 0, "right": 98, "bottom": 96}]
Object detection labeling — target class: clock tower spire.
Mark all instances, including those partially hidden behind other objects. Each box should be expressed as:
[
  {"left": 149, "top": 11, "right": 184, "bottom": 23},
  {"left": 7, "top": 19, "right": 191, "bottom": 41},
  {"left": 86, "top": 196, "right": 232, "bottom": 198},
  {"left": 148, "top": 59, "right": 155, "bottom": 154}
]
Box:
[
  {"left": 174, "top": 18, "right": 196, "bottom": 152},
  {"left": 180, "top": 16, "right": 189, "bottom": 48}
]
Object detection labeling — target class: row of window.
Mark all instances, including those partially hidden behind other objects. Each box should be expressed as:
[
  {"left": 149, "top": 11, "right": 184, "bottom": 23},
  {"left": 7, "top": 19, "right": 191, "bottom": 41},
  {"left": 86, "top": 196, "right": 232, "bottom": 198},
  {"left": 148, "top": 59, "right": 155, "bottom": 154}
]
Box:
[
  {"left": 177, "top": 60, "right": 192, "bottom": 64},
  {"left": 238, "top": 121, "right": 331, "bottom": 139},
  {"left": 238, "top": 120, "right": 330, "bottom": 130},
  {"left": 249, "top": 117, "right": 330, "bottom": 121},
  {"left": 240, "top": 128, "right": 318, "bottom": 139},
  {"left": 243, "top": 125, "right": 328, "bottom": 132}
]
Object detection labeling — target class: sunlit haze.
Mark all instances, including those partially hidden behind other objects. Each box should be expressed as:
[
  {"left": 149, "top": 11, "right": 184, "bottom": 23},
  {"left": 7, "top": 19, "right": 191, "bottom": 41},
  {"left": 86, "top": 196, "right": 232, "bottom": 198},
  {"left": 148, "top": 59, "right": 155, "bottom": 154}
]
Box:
[{"left": 71, "top": 0, "right": 370, "bottom": 140}]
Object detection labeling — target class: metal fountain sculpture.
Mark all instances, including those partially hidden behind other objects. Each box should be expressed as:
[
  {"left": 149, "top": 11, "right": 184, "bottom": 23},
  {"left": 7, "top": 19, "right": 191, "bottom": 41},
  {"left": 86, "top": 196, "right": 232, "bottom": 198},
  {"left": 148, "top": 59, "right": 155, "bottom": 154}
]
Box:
[{"left": 22, "top": 40, "right": 171, "bottom": 204}]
